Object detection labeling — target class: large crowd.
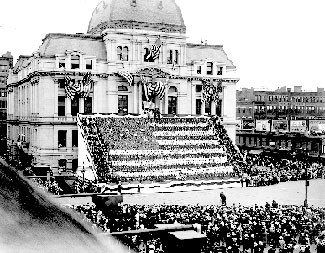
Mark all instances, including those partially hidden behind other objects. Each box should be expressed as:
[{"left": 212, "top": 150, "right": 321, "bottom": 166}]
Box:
[
  {"left": 70, "top": 202, "right": 325, "bottom": 253},
  {"left": 241, "top": 152, "right": 325, "bottom": 187},
  {"left": 78, "top": 115, "right": 243, "bottom": 184}
]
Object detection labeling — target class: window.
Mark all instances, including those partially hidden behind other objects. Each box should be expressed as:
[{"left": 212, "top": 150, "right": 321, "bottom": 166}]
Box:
[
  {"left": 217, "top": 67, "right": 223, "bottom": 75},
  {"left": 58, "top": 79, "right": 65, "bottom": 89},
  {"left": 71, "top": 55, "right": 80, "bottom": 69},
  {"left": 58, "top": 159, "right": 67, "bottom": 171},
  {"left": 86, "top": 59, "right": 92, "bottom": 70},
  {"left": 167, "top": 50, "right": 173, "bottom": 64},
  {"left": 58, "top": 96, "right": 65, "bottom": 116},
  {"left": 174, "top": 50, "right": 179, "bottom": 64},
  {"left": 122, "top": 46, "right": 129, "bottom": 61},
  {"left": 58, "top": 130, "right": 67, "bottom": 148},
  {"left": 118, "top": 95, "right": 128, "bottom": 115},
  {"left": 195, "top": 85, "right": 202, "bottom": 93},
  {"left": 71, "top": 97, "right": 79, "bottom": 116},
  {"left": 84, "top": 97, "right": 92, "bottom": 114},
  {"left": 168, "top": 96, "right": 177, "bottom": 114},
  {"left": 117, "top": 46, "right": 123, "bottom": 61},
  {"left": 72, "top": 159, "right": 78, "bottom": 172},
  {"left": 205, "top": 101, "right": 211, "bottom": 115},
  {"left": 118, "top": 85, "right": 128, "bottom": 91},
  {"left": 59, "top": 58, "right": 65, "bottom": 69},
  {"left": 196, "top": 99, "right": 202, "bottom": 115},
  {"left": 197, "top": 66, "right": 202, "bottom": 74},
  {"left": 72, "top": 130, "right": 78, "bottom": 147},
  {"left": 207, "top": 62, "right": 213, "bottom": 75},
  {"left": 144, "top": 48, "right": 153, "bottom": 62}
]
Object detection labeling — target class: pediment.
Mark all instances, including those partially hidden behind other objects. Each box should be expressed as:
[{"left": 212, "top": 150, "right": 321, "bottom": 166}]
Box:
[{"left": 135, "top": 67, "right": 171, "bottom": 77}]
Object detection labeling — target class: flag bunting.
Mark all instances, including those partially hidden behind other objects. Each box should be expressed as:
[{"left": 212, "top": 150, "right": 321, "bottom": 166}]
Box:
[
  {"left": 117, "top": 71, "right": 134, "bottom": 86},
  {"left": 64, "top": 72, "right": 93, "bottom": 100},
  {"left": 146, "top": 37, "right": 162, "bottom": 62}
]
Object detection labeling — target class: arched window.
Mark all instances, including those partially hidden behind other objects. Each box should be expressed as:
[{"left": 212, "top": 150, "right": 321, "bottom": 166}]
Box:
[
  {"left": 71, "top": 55, "right": 80, "bottom": 69},
  {"left": 122, "top": 46, "right": 129, "bottom": 61},
  {"left": 174, "top": 50, "right": 179, "bottom": 64},
  {"left": 168, "top": 86, "right": 178, "bottom": 94},
  {"left": 167, "top": 50, "right": 173, "bottom": 64},
  {"left": 117, "top": 46, "right": 123, "bottom": 61},
  {"left": 118, "top": 85, "right": 128, "bottom": 91}
]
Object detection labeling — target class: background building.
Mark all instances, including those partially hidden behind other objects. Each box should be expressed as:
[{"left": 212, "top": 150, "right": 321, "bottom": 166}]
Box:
[
  {"left": 7, "top": 0, "right": 239, "bottom": 174},
  {"left": 237, "top": 86, "right": 325, "bottom": 120},
  {"left": 0, "top": 52, "right": 13, "bottom": 155},
  {"left": 236, "top": 86, "right": 325, "bottom": 157}
]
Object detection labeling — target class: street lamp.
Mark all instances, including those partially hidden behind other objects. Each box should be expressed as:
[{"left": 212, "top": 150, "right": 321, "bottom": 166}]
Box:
[{"left": 81, "top": 161, "right": 86, "bottom": 189}]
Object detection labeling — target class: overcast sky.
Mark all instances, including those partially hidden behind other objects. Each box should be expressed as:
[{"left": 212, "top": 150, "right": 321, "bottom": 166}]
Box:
[{"left": 1, "top": 0, "right": 324, "bottom": 91}]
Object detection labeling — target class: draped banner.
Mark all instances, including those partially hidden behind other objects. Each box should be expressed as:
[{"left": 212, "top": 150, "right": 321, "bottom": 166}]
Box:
[
  {"left": 141, "top": 76, "right": 169, "bottom": 102},
  {"left": 64, "top": 72, "right": 93, "bottom": 100},
  {"left": 202, "top": 79, "right": 222, "bottom": 103},
  {"left": 117, "top": 71, "right": 133, "bottom": 86},
  {"left": 146, "top": 37, "right": 162, "bottom": 62}
]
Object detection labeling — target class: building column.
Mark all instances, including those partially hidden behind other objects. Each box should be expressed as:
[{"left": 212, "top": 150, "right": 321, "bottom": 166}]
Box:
[
  {"left": 211, "top": 101, "right": 216, "bottom": 115},
  {"left": 159, "top": 98, "right": 163, "bottom": 113},
  {"left": 66, "top": 98, "right": 71, "bottom": 116},
  {"left": 164, "top": 94, "right": 168, "bottom": 114},
  {"left": 80, "top": 98, "right": 84, "bottom": 113},
  {"left": 54, "top": 79, "right": 58, "bottom": 116},
  {"left": 191, "top": 84, "right": 196, "bottom": 115},
  {"left": 201, "top": 100, "right": 205, "bottom": 115},
  {"left": 133, "top": 84, "right": 138, "bottom": 114},
  {"left": 138, "top": 83, "right": 143, "bottom": 114}
]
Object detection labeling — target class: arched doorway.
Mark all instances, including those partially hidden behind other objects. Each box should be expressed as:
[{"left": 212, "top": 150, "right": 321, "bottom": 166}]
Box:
[{"left": 167, "top": 86, "right": 178, "bottom": 115}]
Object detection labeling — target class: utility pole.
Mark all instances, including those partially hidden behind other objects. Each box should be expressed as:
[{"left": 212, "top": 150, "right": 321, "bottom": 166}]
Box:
[{"left": 304, "top": 167, "right": 309, "bottom": 207}]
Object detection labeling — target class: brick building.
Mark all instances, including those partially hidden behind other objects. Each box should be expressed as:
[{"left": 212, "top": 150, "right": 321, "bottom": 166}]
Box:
[{"left": 237, "top": 86, "right": 325, "bottom": 120}]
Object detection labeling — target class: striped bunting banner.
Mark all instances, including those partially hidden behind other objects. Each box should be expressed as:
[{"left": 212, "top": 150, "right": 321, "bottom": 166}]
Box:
[{"left": 117, "top": 71, "right": 133, "bottom": 86}]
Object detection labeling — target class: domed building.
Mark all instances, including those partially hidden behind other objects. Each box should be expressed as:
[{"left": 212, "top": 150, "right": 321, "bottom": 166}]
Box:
[{"left": 7, "top": 0, "right": 239, "bottom": 174}]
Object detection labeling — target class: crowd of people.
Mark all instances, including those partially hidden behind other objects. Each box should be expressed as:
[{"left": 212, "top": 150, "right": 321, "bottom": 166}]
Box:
[
  {"left": 241, "top": 152, "right": 325, "bottom": 187},
  {"left": 78, "top": 115, "right": 243, "bottom": 184},
  {"left": 70, "top": 202, "right": 325, "bottom": 252}
]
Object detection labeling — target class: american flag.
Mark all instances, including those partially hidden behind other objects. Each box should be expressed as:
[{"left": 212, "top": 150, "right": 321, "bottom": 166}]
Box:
[
  {"left": 141, "top": 76, "right": 168, "bottom": 101},
  {"left": 117, "top": 71, "right": 134, "bottom": 86},
  {"left": 64, "top": 75, "right": 78, "bottom": 100},
  {"left": 146, "top": 37, "right": 162, "bottom": 61},
  {"left": 80, "top": 72, "right": 93, "bottom": 97}
]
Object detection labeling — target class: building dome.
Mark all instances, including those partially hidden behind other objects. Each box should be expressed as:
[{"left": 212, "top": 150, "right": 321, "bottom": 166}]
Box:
[{"left": 87, "top": 0, "right": 186, "bottom": 35}]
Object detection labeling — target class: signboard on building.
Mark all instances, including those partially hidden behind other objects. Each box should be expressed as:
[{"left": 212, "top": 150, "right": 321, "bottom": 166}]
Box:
[
  {"left": 290, "top": 120, "right": 307, "bottom": 132},
  {"left": 242, "top": 119, "right": 255, "bottom": 130},
  {"left": 271, "top": 120, "right": 289, "bottom": 132},
  {"left": 255, "top": 120, "right": 270, "bottom": 131},
  {"left": 309, "top": 120, "right": 325, "bottom": 133}
]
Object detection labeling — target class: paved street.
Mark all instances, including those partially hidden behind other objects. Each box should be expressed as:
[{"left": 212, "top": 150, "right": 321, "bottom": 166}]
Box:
[{"left": 124, "top": 179, "right": 325, "bottom": 207}]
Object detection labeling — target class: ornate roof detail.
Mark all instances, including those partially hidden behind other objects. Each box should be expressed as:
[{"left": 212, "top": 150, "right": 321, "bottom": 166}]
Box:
[{"left": 87, "top": 0, "right": 186, "bottom": 34}]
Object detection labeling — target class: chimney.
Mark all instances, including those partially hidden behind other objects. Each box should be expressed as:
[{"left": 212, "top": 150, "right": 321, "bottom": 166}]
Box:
[{"left": 294, "top": 86, "right": 302, "bottom": 92}]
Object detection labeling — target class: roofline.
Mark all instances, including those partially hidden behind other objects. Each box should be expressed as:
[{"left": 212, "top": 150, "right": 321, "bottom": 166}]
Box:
[
  {"left": 186, "top": 43, "right": 224, "bottom": 49},
  {"left": 42, "top": 33, "right": 103, "bottom": 43}
]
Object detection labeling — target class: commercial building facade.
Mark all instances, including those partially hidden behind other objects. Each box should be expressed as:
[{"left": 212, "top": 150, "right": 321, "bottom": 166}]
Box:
[{"left": 236, "top": 86, "right": 325, "bottom": 156}]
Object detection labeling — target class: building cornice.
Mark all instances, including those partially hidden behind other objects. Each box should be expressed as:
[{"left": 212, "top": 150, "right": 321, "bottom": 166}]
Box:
[
  {"left": 90, "top": 20, "right": 186, "bottom": 35},
  {"left": 7, "top": 70, "right": 239, "bottom": 88}
]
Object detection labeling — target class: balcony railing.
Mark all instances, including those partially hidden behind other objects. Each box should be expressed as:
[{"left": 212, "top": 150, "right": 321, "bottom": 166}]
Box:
[{"left": 7, "top": 114, "right": 77, "bottom": 123}]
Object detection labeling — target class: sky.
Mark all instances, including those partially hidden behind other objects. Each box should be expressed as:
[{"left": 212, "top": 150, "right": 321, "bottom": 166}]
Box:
[{"left": 1, "top": 0, "right": 325, "bottom": 91}]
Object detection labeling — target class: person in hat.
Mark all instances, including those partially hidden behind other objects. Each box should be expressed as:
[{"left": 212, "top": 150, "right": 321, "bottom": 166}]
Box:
[{"left": 220, "top": 192, "right": 227, "bottom": 206}]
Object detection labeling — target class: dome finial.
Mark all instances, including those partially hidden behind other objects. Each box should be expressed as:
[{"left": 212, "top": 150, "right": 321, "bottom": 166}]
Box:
[
  {"left": 158, "top": 0, "right": 163, "bottom": 9},
  {"left": 131, "top": 0, "right": 136, "bottom": 7}
]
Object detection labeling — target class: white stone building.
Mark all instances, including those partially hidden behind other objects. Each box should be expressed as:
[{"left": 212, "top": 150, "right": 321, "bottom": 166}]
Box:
[{"left": 7, "top": 0, "right": 239, "bottom": 174}]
